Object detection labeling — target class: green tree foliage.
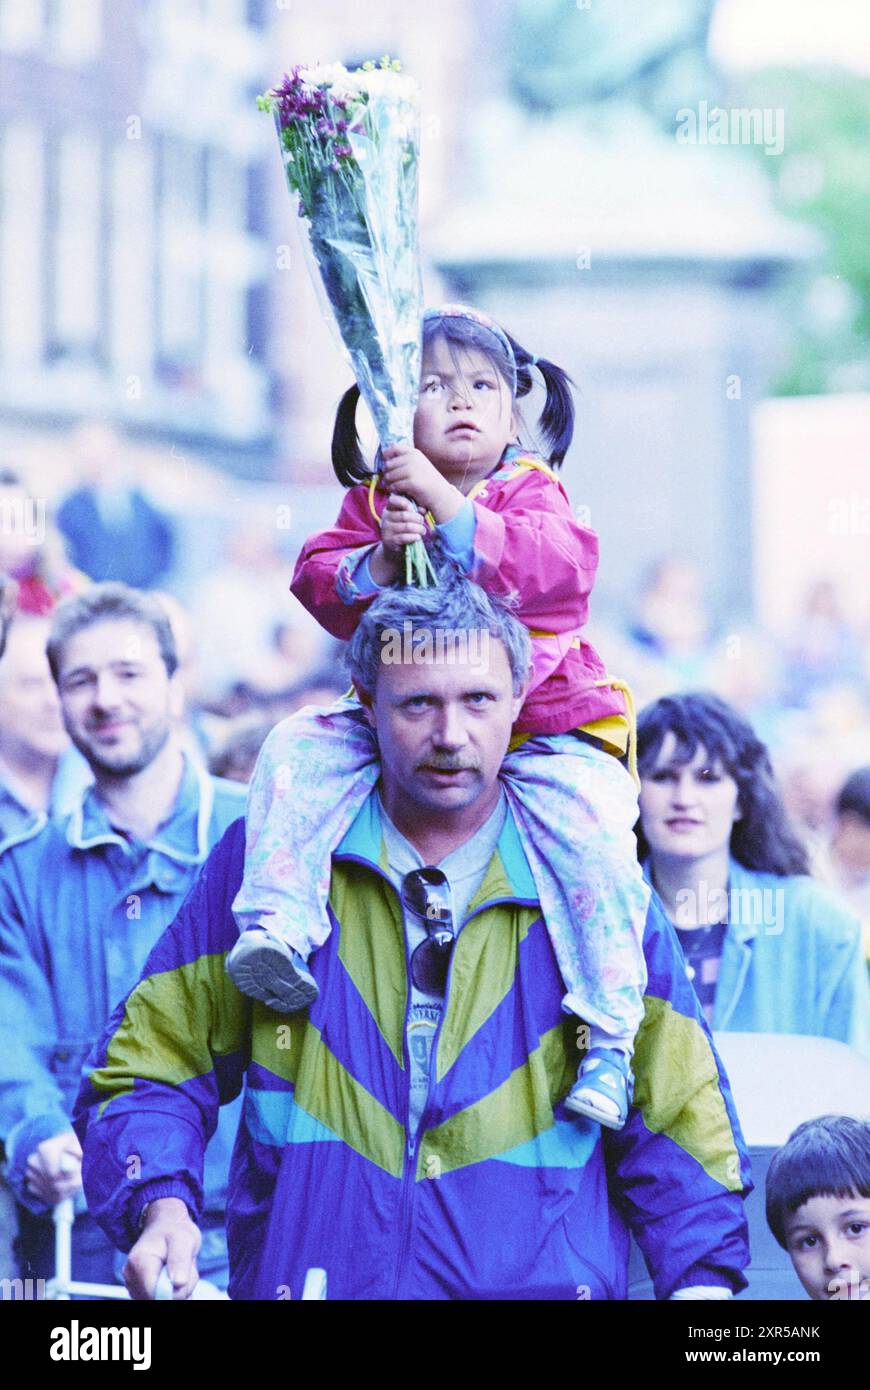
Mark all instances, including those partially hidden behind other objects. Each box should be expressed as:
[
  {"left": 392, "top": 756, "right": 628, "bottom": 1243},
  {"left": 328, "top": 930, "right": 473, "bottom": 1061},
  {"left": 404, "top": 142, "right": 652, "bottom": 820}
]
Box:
[{"left": 742, "top": 67, "right": 870, "bottom": 395}]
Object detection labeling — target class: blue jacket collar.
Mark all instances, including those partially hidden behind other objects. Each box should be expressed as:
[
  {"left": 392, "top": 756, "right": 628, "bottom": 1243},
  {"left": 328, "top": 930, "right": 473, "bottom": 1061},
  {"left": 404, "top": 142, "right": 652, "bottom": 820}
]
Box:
[
  {"left": 65, "top": 755, "right": 215, "bottom": 865},
  {"left": 642, "top": 855, "right": 761, "bottom": 943},
  {"left": 724, "top": 857, "right": 763, "bottom": 945},
  {"left": 335, "top": 790, "right": 538, "bottom": 907}
]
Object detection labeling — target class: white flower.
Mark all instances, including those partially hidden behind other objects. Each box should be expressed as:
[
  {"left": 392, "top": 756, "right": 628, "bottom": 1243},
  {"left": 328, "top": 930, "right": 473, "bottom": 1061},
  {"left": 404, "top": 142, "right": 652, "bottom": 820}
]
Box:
[
  {"left": 298, "top": 61, "right": 350, "bottom": 87},
  {"left": 356, "top": 70, "right": 418, "bottom": 102},
  {"left": 290, "top": 61, "right": 419, "bottom": 111}
]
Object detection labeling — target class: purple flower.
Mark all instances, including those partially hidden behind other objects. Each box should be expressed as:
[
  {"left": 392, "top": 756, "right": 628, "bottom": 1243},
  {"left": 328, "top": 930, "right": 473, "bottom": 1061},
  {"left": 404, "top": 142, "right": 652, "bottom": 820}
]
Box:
[{"left": 272, "top": 70, "right": 304, "bottom": 107}]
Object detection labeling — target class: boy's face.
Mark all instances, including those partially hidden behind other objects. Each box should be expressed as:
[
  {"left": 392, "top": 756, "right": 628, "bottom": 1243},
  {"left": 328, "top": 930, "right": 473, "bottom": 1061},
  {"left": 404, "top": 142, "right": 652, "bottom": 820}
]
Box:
[{"left": 784, "top": 1193, "right": 870, "bottom": 1300}]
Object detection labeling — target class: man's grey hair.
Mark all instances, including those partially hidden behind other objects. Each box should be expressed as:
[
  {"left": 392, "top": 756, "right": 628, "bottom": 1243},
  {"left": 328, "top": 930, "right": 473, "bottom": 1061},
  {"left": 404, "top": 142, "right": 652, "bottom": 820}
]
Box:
[
  {"left": 347, "top": 575, "right": 531, "bottom": 694},
  {"left": 47, "top": 582, "right": 178, "bottom": 682}
]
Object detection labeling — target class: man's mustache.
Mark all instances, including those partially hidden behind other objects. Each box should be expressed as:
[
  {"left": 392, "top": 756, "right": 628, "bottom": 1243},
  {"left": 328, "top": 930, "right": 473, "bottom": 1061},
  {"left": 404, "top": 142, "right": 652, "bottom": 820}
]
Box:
[{"left": 416, "top": 756, "right": 480, "bottom": 772}]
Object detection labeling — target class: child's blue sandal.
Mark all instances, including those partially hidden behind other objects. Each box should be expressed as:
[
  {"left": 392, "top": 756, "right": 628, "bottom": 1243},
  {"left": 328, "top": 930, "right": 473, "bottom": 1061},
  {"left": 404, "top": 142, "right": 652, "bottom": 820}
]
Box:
[{"left": 564, "top": 1046, "right": 634, "bottom": 1130}]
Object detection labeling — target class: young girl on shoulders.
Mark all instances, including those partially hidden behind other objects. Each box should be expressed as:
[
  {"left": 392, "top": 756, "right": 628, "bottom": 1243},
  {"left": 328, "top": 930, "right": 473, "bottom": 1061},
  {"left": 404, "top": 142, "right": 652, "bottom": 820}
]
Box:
[{"left": 228, "top": 304, "right": 650, "bottom": 1129}]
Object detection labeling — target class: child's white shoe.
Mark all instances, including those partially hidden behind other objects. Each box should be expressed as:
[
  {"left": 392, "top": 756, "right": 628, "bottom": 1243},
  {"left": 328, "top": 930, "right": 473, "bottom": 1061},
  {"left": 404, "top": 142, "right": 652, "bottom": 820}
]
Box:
[{"left": 226, "top": 927, "right": 319, "bottom": 1013}]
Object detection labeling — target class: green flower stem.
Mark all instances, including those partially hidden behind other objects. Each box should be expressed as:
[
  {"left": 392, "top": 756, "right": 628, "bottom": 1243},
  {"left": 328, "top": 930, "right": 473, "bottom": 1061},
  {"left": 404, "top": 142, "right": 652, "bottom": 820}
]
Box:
[{"left": 404, "top": 537, "right": 438, "bottom": 587}]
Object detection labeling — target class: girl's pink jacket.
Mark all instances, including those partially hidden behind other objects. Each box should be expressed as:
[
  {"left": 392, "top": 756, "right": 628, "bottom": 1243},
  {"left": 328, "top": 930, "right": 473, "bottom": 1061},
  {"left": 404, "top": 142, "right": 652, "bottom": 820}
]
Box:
[{"left": 291, "top": 453, "right": 626, "bottom": 736}]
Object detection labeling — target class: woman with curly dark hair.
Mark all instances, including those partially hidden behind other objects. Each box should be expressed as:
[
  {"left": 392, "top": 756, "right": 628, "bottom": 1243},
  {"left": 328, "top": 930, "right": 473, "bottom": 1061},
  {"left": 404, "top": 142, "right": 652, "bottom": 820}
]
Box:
[{"left": 635, "top": 692, "right": 869, "bottom": 1055}]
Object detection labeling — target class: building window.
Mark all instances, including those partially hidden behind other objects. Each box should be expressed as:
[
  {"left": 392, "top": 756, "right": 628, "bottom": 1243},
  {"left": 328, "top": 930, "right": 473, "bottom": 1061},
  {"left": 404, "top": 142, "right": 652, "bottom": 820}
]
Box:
[
  {"left": 206, "top": 147, "right": 244, "bottom": 229},
  {"left": 0, "top": 121, "right": 45, "bottom": 368},
  {"left": 157, "top": 137, "right": 205, "bottom": 372},
  {"left": 50, "top": 0, "right": 103, "bottom": 65},
  {"left": 245, "top": 162, "right": 267, "bottom": 237},
  {"left": 0, "top": 0, "right": 46, "bottom": 52},
  {"left": 246, "top": 282, "right": 267, "bottom": 361},
  {"left": 109, "top": 142, "right": 155, "bottom": 379},
  {"left": 50, "top": 129, "right": 102, "bottom": 362},
  {"left": 203, "top": 0, "right": 246, "bottom": 27},
  {"left": 202, "top": 147, "right": 247, "bottom": 376}
]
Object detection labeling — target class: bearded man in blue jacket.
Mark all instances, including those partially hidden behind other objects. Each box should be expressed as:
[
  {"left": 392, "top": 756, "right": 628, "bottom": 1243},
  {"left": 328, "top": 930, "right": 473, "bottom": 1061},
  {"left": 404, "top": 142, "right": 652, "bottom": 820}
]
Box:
[
  {"left": 0, "top": 583, "right": 245, "bottom": 1288},
  {"left": 75, "top": 579, "right": 752, "bottom": 1300}
]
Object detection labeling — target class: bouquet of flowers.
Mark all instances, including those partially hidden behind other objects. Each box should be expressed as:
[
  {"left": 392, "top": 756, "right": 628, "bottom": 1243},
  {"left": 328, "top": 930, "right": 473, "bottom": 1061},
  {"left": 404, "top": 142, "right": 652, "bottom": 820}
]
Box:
[{"left": 260, "top": 56, "right": 435, "bottom": 585}]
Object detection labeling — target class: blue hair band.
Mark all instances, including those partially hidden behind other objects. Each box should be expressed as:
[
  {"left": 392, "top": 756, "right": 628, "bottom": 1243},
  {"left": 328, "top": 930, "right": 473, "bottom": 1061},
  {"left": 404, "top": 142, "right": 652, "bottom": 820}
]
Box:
[{"left": 423, "top": 304, "right": 517, "bottom": 393}]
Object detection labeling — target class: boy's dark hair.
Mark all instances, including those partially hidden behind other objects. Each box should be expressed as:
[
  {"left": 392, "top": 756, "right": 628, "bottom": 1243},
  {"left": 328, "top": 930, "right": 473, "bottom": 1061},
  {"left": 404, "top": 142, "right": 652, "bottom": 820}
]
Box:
[
  {"left": 765, "top": 1114, "right": 870, "bottom": 1248},
  {"left": 331, "top": 311, "right": 575, "bottom": 486},
  {"left": 47, "top": 581, "right": 178, "bottom": 682},
  {"left": 635, "top": 691, "right": 810, "bottom": 877},
  {"left": 835, "top": 766, "right": 870, "bottom": 826}
]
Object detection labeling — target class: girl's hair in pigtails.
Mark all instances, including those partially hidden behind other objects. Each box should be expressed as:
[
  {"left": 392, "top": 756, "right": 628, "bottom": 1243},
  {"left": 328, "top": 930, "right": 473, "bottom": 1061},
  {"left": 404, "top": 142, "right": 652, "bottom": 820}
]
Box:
[
  {"left": 331, "top": 313, "right": 576, "bottom": 483},
  {"left": 331, "top": 384, "right": 371, "bottom": 487},
  {"left": 506, "top": 333, "right": 575, "bottom": 469}
]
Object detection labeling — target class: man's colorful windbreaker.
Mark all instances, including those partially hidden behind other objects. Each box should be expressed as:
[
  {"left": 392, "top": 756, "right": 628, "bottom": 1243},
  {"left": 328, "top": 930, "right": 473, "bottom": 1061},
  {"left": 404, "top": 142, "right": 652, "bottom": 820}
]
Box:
[{"left": 75, "top": 808, "right": 752, "bottom": 1300}]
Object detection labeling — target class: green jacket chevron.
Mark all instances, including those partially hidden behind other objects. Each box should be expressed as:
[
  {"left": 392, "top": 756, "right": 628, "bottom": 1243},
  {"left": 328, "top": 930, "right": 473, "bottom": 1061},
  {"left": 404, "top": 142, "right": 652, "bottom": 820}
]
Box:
[{"left": 75, "top": 798, "right": 752, "bottom": 1300}]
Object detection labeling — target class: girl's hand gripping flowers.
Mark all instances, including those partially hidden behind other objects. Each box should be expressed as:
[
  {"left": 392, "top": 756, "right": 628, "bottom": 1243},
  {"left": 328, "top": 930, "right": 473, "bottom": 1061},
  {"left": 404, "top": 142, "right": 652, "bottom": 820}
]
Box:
[
  {"left": 370, "top": 494, "right": 427, "bottom": 586},
  {"left": 380, "top": 444, "right": 465, "bottom": 523}
]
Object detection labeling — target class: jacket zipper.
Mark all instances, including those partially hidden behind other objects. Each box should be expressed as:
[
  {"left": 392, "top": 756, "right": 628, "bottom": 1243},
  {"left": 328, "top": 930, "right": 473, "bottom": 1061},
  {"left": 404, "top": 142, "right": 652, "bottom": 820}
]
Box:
[
  {"left": 335, "top": 852, "right": 419, "bottom": 1301},
  {"left": 390, "top": 913, "right": 465, "bottom": 1300},
  {"left": 391, "top": 988, "right": 417, "bottom": 1301},
  {"left": 342, "top": 851, "right": 528, "bottom": 1299}
]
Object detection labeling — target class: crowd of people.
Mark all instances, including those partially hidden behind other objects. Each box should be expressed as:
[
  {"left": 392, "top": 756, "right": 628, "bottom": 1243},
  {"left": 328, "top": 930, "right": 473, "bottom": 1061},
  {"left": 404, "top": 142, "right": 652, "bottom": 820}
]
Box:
[
  {"left": 3, "top": 426, "right": 868, "bottom": 940},
  {"left": 0, "top": 312, "right": 868, "bottom": 1301}
]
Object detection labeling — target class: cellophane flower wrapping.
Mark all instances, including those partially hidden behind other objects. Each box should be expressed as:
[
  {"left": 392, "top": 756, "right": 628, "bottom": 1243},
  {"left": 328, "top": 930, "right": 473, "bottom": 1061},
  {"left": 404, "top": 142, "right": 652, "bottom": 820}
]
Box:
[{"left": 262, "top": 60, "right": 436, "bottom": 585}]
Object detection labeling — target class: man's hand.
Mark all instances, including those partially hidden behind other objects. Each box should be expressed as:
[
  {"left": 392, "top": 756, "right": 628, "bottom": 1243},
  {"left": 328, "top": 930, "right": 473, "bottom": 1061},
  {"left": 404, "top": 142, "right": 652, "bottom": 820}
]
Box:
[
  {"left": 369, "top": 494, "right": 427, "bottom": 585},
  {"left": 25, "top": 1131, "right": 82, "bottom": 1205},
  {"left": 381, "top": 444, "right": 463, "bottom": 522},
  {"left": 124, "top": 1197, "right": 201, "bottom": 1301}
]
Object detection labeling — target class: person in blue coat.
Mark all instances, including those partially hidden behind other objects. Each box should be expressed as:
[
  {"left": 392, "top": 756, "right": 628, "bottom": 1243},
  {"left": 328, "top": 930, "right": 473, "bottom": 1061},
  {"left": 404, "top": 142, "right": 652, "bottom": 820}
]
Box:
[
  {"left": 635, "top": 692, "right": 870, "bottom": 1057},
  {"left": 56, "top": 425, "right": 174, "bottom": 590},
  {"left": 0, "top": 583, "right": 245, "bottom": 1288}
]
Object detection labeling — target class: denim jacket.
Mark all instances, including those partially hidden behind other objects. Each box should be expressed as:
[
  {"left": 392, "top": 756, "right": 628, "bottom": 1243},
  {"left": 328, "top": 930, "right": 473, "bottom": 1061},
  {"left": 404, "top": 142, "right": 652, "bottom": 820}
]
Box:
[
  {"left": 644, "top": 857, "right": 870, "bottom": 1058},
  {"left": 0, "top": 756, "right": 246, "bottom": 1212},
  {"left": 0, "top": 746, "right": 92, "bottom": 848}
]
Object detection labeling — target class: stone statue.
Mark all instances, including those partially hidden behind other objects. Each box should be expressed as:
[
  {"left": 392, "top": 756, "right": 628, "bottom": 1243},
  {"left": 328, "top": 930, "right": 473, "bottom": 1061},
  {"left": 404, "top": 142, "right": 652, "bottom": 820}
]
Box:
[{"left": 509, "top": 0, "right": 718, "bottom": 129}]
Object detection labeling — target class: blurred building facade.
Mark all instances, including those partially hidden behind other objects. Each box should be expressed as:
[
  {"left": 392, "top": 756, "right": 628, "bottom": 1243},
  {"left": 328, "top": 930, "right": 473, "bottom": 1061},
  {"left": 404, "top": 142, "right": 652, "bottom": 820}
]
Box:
[
  {"left": 0, "top": 0, "right": 833, "bottom": 634},
  {"left": 0, "top": 0, "right": 486, "bottom": 485},
  {"left": 0, "top": 0, "right": 275, "bottom": 471}
]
